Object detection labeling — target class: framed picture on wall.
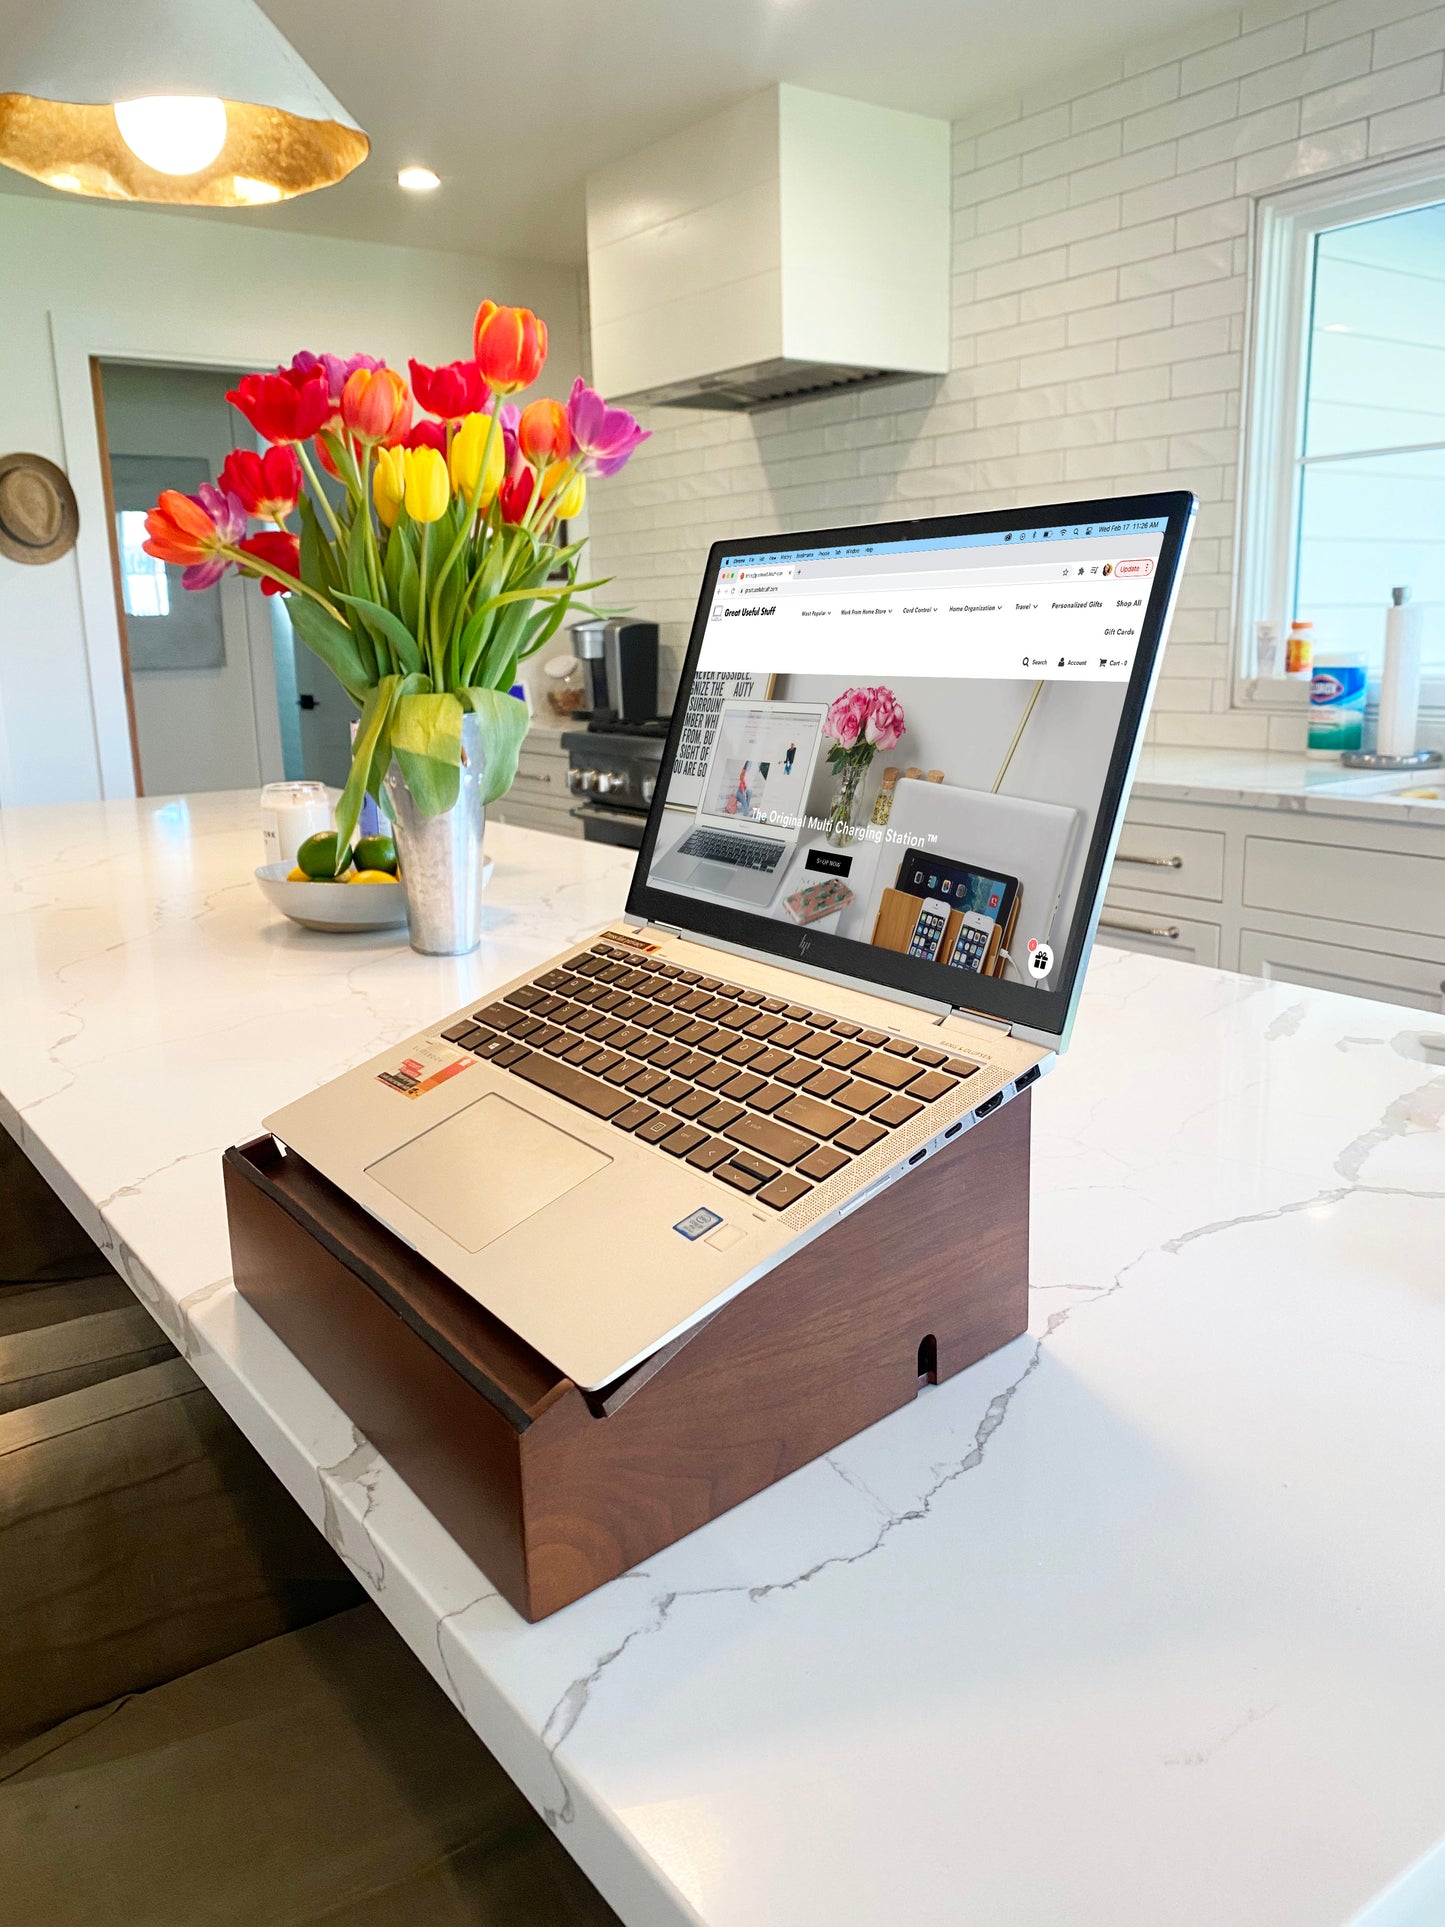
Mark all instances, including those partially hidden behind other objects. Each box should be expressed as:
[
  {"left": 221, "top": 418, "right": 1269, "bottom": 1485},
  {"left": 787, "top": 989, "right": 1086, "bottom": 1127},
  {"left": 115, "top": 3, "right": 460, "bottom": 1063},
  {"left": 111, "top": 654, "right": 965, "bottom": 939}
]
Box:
[{"left": 110, "top": 454, "right": 227, "bottom": 672}]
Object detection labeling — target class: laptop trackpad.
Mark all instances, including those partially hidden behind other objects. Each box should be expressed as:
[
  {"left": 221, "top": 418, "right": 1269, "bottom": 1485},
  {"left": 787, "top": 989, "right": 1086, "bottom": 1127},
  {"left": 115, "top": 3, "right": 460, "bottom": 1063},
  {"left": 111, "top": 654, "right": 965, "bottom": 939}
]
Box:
[{"left": 365, "top": 1094, "right": 610, "bottom": 1253}]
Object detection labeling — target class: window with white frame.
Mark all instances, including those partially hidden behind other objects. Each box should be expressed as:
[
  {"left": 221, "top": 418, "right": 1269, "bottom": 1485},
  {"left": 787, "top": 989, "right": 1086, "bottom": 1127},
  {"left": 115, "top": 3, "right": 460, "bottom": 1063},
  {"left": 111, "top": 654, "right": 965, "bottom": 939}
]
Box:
[{"left": 1240, "top": 153, "right": 1445, "bottom": 703}]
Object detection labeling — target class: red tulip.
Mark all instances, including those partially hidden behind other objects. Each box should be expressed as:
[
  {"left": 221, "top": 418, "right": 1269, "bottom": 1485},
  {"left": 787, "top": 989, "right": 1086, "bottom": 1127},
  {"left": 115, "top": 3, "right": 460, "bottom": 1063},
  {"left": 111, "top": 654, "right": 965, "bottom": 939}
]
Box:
[
  {"left": 408, "top": 357, "right": 490, "bottom": 421},
  {"left": 497, "top": 465, "right": 535, "bottom": 525},
  {"left": 237, "top": 531, "right": 302, "bottom": 595},
  {"left": 473, "top": 300, "right": 547, "bottom": 395},
  {"left": 340, "top": 366, "right": 412, "bottom": 443},
  {"left": 218, "top": 446, "right": 301, "bottom": 520},
  {"left": 226, "top": 369, "right": 331, "bottom": 445},
  {"left": 517, "top": 397, "right": 571, "bottom": 467},
  {"left": 395, "top": 418, "right": 448, "bottom": 455}
]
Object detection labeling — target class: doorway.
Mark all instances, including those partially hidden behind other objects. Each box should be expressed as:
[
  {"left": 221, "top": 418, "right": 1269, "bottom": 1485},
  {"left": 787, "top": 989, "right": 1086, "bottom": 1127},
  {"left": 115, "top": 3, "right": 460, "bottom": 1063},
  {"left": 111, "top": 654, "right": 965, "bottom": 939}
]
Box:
[{"left": 95, "top": 360, "right": 355, "bottom": 794}]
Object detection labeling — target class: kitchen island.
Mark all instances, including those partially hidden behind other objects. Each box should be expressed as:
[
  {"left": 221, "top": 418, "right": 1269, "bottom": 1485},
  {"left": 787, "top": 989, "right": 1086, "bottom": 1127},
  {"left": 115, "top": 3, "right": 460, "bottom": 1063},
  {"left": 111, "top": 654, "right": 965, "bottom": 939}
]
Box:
[{"left": 2, "top": 791, "right": 1443, "bottom": 1927}]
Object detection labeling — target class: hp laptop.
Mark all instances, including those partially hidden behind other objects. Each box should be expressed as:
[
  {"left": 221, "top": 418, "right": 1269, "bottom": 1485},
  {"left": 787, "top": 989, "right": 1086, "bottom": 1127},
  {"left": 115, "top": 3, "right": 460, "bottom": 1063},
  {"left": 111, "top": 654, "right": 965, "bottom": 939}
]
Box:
[
  {"left": 649, "top": 697, "right": 826, "bottom": 905},
  {"left": 267, "top": 492, "right": 1196, "bottom": 1394}
]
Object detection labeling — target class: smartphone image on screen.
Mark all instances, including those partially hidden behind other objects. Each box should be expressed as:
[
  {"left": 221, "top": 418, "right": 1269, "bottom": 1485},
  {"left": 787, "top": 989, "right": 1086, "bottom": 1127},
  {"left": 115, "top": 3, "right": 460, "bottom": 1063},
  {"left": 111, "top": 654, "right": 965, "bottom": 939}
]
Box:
[
  {"left": 947, "top": 910, "right": 996, "bottom": 974},
  {"left": 908, "top": 897, "right": 950, "bottom": 961}
]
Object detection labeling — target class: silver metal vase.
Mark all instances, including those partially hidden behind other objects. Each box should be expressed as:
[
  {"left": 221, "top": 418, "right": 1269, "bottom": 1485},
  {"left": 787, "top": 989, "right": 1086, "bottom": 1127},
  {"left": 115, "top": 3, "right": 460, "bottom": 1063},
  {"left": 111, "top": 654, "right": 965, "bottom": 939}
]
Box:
[{"left": 384, "top": 713, "right": 488, "bottom": 956}]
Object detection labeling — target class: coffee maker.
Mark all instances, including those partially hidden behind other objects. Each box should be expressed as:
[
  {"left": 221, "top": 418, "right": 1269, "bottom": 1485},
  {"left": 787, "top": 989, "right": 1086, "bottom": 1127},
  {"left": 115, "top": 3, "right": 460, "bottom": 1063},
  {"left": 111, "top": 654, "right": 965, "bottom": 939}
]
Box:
[{"left": 569, "top": 619, "right": 659, "bottom": 726}]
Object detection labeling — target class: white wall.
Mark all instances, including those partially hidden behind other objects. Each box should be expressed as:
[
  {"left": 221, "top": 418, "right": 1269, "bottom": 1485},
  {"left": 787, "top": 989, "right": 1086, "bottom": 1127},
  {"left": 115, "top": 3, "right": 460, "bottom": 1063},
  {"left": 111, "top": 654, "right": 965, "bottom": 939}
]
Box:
[
  {"left": 586, "top": 0, "right": 1445, "bottom": 754},
  {"left": 0, "top": 192, "right": 583, "bottom": 807}
]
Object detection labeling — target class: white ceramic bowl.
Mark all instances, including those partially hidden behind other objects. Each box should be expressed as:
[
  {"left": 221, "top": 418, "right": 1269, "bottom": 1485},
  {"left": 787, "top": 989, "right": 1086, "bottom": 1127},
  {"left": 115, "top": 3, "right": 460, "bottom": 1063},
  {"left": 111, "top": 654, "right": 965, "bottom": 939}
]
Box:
[{"left": 254, "top": 861, "right": 408, "bottom": 933}]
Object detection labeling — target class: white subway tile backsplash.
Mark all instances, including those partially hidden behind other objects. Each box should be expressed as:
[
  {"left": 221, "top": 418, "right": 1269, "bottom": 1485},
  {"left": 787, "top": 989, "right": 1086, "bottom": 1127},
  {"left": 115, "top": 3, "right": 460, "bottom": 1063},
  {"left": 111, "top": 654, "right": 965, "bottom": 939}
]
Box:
[
  {"left": 1367, "top": 86, "right": 1445, "bottom": 148},
  {"left": 1182, "top": 16, "right": 1309, "bottom": 93},
  {"left": 1020, "top": 267, "right": 1120, "bottom": 319},
  {"left": 1067, "top": 144, "right": 1177, "bottom": 207},
  {"left": 1119, "top": 239, "right": 1237, "bottom": 295},
  {"left": 1232, "top": 119, "right": 1367, "bottom": 189},
  {"left": 1123, "top": 79, "right": 1243, "bottom": 152},
  {"left": 1121, "top": 161, "right": 1240, "bottom": 225},
  {"left": 975, "top": 103, "right": 1073, "bottom": 165},
  {"left": 1300, "top": 50, "right": 1442, "bottom": 130},
  {"left": 1021, "top": 123, "right": 1123, "bottom": 186},
  {"left": 590, "top": 0, "right": 1445, "bottom": 754},
  {"left": 1066, "top": 291, "right": 1174, "bottom": 343},
  {"left": 1070, "top": 63, "right": 1182, "bottom": 135},
  {"left": 1236, "top": 33, "right": 1372, "bottom": 110},
  {"left": 1176, "top": 100, "right": 1301, "bottom": 169},
  {"left": 1373, "top": 4, "right": 1445, "bottom": 64}
]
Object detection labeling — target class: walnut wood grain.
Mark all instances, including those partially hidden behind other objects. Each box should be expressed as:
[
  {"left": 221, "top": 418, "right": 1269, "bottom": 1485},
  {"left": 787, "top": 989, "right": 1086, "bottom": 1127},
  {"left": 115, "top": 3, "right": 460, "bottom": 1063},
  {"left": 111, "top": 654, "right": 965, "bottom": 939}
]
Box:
[{"left": 226, "top": 1094, "right": 1031, "bottom": 1621}]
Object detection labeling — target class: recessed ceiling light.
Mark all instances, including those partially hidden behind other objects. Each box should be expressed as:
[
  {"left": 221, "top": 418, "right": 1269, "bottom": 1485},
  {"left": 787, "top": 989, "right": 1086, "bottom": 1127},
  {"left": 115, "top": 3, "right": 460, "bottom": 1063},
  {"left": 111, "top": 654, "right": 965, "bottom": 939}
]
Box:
[{"left": 398, "top": 165, "right": 441, "bottom": 193}]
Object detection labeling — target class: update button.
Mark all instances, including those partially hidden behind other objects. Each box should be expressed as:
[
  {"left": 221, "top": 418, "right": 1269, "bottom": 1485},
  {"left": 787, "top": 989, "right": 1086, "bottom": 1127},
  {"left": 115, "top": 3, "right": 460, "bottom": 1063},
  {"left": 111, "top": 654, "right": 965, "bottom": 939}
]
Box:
[{"left": 1114, "top": 557, "right": 1154, "bottom": 578}]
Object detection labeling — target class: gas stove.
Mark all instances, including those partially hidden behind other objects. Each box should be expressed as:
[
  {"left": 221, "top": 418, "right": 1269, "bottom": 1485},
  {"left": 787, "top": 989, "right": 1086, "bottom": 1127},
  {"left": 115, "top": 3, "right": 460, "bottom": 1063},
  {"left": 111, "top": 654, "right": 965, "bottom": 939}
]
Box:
[{"left": 561, "top": 720, "right": 668, "bottom": 848}]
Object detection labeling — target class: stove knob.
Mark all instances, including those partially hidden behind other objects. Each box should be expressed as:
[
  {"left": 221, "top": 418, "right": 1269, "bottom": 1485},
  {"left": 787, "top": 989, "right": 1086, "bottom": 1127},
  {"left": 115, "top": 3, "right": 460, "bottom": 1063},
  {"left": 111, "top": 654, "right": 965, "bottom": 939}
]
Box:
[
  {"left": 595, "top": 771, "right": 624, "bottom": 796},
  {"left": 565, "top": 768, "right": 585, "bottom": 793},
  {"left": 641, "top": 776, "right": 657, "bottom": 804},
  {"left": 577, "top": 768, "right": 602, "bottom": 793}
]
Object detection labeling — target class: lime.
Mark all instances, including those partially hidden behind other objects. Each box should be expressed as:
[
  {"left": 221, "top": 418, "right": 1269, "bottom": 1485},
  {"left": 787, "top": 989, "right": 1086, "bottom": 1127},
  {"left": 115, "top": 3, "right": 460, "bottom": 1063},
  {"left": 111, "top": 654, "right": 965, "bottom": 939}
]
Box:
[
  {"left": 354, "top": 833, "right": 398, "bottom": 875},
  {"left": 296, "top": 831, "right": 349, "bottom": 879},
  {"left": 350, "top": 869, "right": 397, "bottom": 885}
]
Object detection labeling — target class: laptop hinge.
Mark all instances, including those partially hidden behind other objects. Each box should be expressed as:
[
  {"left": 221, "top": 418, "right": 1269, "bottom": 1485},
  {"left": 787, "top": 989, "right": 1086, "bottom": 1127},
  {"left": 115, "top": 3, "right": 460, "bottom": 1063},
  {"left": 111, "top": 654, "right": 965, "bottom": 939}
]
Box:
[{"left": 943, "top": 1005, "right": 1011, "bottom": 1036}]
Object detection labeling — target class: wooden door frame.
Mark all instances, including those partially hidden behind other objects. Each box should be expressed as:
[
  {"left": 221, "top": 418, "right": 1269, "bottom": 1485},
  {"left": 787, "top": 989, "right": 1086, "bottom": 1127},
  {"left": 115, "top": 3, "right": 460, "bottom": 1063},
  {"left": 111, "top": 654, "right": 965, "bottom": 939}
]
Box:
[
  {"left": 89, "top": 359, "right": 144, "bottom": 794},
  {"left": 51, "top": 312, "right": 312, "bottom": 800}
]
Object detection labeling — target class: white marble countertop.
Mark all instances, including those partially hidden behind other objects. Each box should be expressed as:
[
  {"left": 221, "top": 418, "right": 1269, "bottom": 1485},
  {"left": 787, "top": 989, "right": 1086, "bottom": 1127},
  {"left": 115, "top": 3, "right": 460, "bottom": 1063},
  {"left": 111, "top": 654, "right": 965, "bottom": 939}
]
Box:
[
  {"left": 3, "top": 791, "right": 1445, "bottom": 1927},
  {"left": 1132, "top": 744, "right": 1445, "bottom": 827}
]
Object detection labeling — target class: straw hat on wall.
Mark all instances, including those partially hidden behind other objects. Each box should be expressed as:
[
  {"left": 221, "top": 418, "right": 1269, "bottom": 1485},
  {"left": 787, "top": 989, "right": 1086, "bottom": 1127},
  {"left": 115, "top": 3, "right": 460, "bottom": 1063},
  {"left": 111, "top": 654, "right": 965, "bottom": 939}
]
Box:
[{"left": 0, "top": 453, "right": 80, "bottom": 566}]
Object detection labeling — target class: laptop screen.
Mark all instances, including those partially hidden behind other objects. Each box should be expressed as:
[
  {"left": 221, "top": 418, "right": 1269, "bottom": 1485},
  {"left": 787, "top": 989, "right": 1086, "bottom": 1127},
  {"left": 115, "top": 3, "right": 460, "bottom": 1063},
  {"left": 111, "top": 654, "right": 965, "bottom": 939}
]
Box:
[{"left": 630, "top": 492, "right": 1195, "bottom": 1047}]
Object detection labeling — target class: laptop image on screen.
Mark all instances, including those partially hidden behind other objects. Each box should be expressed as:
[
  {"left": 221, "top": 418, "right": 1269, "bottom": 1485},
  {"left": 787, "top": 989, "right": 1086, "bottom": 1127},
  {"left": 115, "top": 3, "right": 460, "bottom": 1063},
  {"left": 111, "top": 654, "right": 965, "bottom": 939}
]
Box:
[
  {"left": 649, "top": 699, "right": 826, "bottom": 907},
  {"left": 266, "top": 492, "right": 1196, "bottom": 1394}
]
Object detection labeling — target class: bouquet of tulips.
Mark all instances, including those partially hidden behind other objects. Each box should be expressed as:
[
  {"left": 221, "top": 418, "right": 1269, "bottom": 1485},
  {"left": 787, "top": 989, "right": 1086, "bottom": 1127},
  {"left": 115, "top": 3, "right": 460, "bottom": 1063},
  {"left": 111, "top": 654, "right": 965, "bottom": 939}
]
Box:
[{"left": 142, "top": 298, "right": 647, "bottom": 869}]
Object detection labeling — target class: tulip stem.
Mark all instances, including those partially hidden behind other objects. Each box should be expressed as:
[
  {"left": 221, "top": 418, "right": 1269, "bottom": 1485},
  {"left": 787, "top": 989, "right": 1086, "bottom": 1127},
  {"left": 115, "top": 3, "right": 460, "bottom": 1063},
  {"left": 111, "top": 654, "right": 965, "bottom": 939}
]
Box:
[
  {"left": 417, "top": 525, "right": 431, "bottom": 682},
  {"left": 356, "top": 444, "right": 385, "bottom": 612},
  {"left": 297, "top": 444, "right": 344, "bottom": 545},
  {"left": 430, "top": 398, "right": 500, "bottom": 679}
]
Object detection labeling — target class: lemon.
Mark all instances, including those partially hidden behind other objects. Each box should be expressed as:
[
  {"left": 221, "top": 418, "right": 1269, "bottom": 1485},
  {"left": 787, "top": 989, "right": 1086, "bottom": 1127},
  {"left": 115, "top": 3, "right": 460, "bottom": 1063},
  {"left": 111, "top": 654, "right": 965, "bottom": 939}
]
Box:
[
  {"left": 297, "top": 831, "right": 349, "bottom": 879},
  {"left": 286, "top": 865, "right": 308, "bottom": 882},
  {"left": 350, "top": 869, "right": 397, "bottom": 885},
  {"left": 354, "top": 833, "right": 397, "bottom": 875}
]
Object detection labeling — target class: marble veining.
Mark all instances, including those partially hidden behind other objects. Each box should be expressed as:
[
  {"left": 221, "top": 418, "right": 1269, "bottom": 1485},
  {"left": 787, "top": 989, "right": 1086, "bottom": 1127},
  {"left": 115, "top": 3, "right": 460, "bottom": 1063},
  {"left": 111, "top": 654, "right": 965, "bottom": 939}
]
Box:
[{"left": 3, "top": 791, "right": 1444, "bottom": 1927}]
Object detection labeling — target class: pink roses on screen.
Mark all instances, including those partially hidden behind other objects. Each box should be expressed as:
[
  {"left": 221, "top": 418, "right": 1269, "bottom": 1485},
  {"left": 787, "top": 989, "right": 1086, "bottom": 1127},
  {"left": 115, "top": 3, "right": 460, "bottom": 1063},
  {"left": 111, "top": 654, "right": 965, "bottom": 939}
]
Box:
[{"left": 823, "top": 685, "right": 906, "bottom": 755}]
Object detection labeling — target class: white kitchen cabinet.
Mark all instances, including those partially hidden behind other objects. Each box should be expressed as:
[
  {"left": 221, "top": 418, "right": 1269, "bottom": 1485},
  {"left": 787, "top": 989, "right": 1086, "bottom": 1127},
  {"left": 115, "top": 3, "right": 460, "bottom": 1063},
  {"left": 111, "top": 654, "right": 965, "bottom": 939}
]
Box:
[
  {"left": 1099, "top": 896, "right": 1222, "bottom": 967},
  {"left": 1238, "top": 929, "right": 1445, "bottom": 1013},
  {"left": 1101, "top": 789, "right": 1445, "bottom": 1012}
]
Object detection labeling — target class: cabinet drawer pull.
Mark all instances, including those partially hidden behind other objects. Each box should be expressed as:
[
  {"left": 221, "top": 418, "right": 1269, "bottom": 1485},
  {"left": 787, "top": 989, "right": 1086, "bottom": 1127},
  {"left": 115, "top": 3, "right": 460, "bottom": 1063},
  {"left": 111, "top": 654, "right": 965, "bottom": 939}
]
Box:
[
  {"left": 1100, "top": 915, "right": 1180, "bottom": 940},
  {"left": 1115, "top": 851, "right": 1183, "bottom": 869},
  {"left": 515, "top": 770, "right": 552, "bottom": 784}
]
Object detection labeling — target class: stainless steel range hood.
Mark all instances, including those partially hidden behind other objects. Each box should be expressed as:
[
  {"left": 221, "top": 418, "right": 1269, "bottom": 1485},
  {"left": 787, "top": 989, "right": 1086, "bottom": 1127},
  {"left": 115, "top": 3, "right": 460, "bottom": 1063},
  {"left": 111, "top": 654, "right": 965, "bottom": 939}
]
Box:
[{"left": 586, "top": 87, "right": 951, "bottom": 415}]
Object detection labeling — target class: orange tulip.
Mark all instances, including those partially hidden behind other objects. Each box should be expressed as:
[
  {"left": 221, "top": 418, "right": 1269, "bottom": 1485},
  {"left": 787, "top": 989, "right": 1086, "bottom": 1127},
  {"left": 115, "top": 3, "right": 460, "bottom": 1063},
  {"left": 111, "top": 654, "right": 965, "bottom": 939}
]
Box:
[
  {"left": 472, "top": 300, "right": 547, "bottom": 395},
  {"left": 517, "top": 397, "right": 571, "bottom": 466},
  {"left": 340, "top": 366, "right": 412, "bottom": 444}
]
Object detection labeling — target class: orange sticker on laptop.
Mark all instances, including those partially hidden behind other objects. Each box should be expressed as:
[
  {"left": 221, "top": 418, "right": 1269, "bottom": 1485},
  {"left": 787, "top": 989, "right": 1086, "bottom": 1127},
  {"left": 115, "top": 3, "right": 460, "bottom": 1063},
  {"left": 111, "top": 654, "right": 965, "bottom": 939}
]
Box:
[
  {"left": 376, "top": 1040, "right": 474, "bottom": 1099},
  {"left": 603, "top": 929, "right": 660, "bottom": 952}
]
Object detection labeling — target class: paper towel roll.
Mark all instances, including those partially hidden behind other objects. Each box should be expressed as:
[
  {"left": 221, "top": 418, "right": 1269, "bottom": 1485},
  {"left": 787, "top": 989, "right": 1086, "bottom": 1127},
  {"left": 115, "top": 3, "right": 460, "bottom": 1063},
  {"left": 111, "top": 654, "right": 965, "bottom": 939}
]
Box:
[{"left": 1377, "top": 586, "right": 1423, "bottom": 760}]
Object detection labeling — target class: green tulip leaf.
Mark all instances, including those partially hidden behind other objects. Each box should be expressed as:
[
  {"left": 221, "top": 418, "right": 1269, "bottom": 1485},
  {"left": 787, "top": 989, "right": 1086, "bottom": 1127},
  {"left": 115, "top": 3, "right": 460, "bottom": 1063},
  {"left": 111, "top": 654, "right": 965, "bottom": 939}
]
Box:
[
  {"left": 459, "top": 687, "right": 531, "bottom": 806},
  {"left": 285, "top": 595, "right": 370, "bottom": 705},
  {"left": 334, "top": 592, "right": 422, "bottom": 678},
  {"left": 393, "top": 691, "right": 464, "bottom": 764},
  {"left": 392, "top": 749, "right": 461, "bottom": 817},
  {"left": 334, "top": 675, "right": 401, "bottom": 863}
]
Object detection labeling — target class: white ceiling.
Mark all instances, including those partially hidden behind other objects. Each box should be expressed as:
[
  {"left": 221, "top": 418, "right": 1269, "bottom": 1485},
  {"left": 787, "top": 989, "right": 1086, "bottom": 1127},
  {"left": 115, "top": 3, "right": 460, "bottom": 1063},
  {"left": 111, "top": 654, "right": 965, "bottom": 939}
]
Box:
[{"left": 2, "top": 0, "right": 1230, "bottom": 265}]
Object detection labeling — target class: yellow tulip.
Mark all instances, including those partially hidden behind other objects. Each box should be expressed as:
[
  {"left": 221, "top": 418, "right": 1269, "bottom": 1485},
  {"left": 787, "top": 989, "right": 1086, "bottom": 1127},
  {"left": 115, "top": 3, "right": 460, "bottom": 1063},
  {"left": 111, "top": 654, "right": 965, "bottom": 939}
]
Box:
[
  {"left": 403, "top": 445, "right": 450, "bottom": 524},
  {"left": 542, "top": 461, "right": 585, "bottom": 521},
  {"left": 449, "top": 411, "right": 506, "bottom": 507},
  {"left": 372, "top": 444, "right": 405, "bottom": 528}
]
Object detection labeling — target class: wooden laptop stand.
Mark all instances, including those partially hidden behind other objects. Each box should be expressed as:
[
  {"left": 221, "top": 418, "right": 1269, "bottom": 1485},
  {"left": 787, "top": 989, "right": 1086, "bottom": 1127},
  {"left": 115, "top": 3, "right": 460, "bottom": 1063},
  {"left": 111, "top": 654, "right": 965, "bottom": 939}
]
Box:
[{"left": 224, "top": 1092, "right": 1031, "bottom": 1622}]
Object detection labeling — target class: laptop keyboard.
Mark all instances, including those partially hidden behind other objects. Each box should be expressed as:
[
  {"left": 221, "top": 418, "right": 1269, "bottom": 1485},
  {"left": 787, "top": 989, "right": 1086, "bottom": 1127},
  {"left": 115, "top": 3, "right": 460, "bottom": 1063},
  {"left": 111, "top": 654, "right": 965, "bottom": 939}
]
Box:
[
  {"left": 438, "top": 943, "right": 981, "bottom": 1214},
  {"left": 677, "top": 828, "right": 785, "bottom": 873}
]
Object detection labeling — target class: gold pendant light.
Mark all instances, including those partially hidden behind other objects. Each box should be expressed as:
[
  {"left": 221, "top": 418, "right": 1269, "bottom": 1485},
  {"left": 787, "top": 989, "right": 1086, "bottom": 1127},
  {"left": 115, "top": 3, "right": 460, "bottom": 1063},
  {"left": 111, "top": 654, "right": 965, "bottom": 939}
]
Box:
[{"left": 0, "top": 0, "right": 368, "bottom": 207}]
